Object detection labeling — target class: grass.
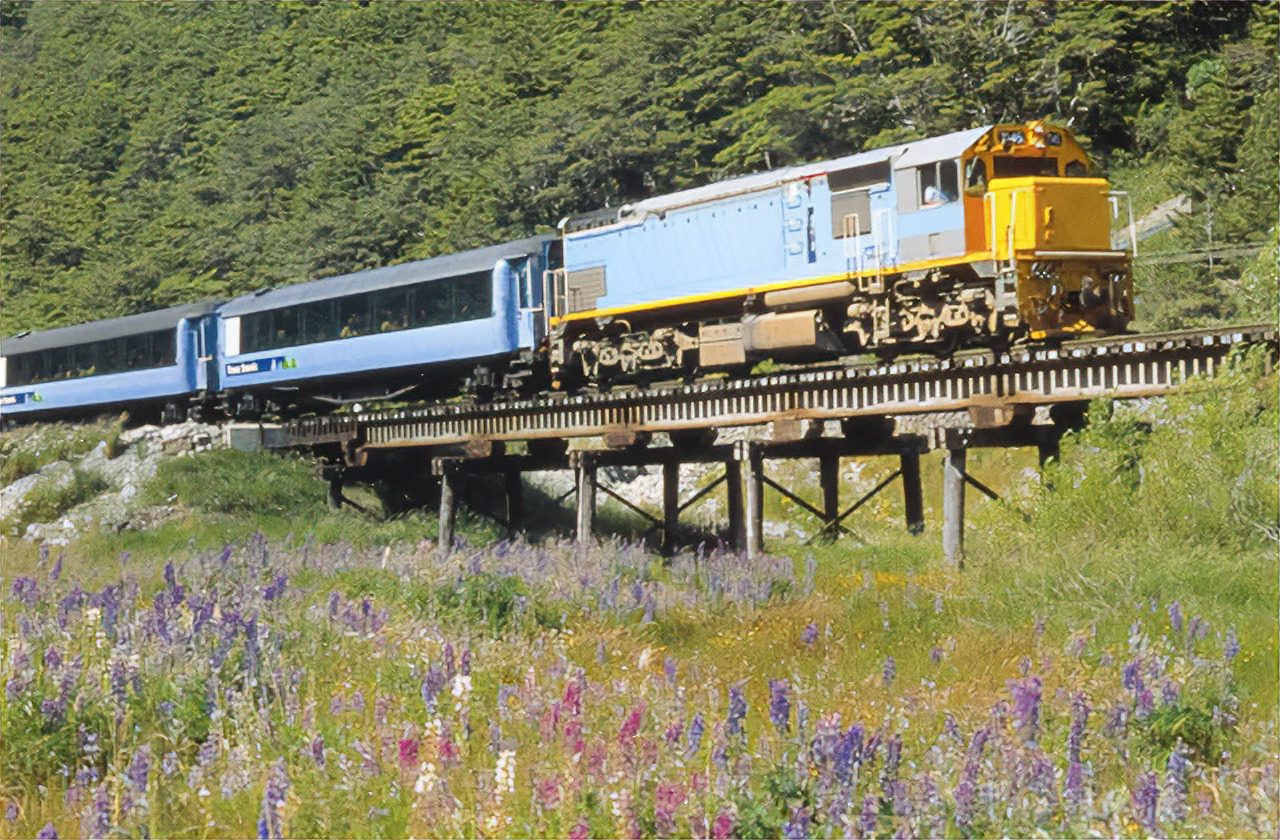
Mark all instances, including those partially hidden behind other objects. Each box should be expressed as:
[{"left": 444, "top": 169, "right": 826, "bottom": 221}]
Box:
[
  {"left": 0, "top": 356, "right": 1275, "bottom": 838},
  {"left": 0, "top": 467, "right": 108, "bottom": 539},
  {"left": 0, "top": 414, "right": 124, "bottom": 486}
]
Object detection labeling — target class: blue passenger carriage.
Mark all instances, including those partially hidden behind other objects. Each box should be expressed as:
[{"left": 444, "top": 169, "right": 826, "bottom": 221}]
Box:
[
  {"left": 215, "top": 236, "right": 557, "bottom": 416},
  {"left": 0, "top": 302, "right": 219, "bottom": 423}
]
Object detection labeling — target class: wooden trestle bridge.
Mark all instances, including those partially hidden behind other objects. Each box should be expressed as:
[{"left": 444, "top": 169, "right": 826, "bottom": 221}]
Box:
[{"left": 264, "top": 324, "right": 1276, "bottom": 564}]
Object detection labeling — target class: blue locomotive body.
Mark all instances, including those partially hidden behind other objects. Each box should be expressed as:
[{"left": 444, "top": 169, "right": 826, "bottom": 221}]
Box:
[{"left": 0, "top": 303, "right": 219, "bottom": 422}]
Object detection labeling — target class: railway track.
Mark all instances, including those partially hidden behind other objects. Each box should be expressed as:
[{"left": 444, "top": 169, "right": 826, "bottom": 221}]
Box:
[{"left": 277, "top": 323, "right": 1276, "bottom": 455}]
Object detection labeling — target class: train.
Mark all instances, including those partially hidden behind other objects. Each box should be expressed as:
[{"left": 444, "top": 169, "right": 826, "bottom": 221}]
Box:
[{"left": 1, "top": 121, "right": 1134, "bottom": 424}]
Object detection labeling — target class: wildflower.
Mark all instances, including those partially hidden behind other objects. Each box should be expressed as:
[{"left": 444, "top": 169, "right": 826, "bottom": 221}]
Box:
[
  {"left": 494, "top": 749, "right": 516, "bottom": 796},
  {"left": 1131, "top": 770, "right": 1159, "bottom": 834},
  {"left": 726, "top": 683, "right": 747, "bottom": 739},
  {"left": 1224, "top": 628, "right": 1240, "bottom": 662},
  {"left": 1167, "top": 600, "right": 1183, "bottom": 635},
  {"left": 259, "top": 760, "right": 290, "bottom": 840},
  {"left": 398, "top": 738, "right": 419, "bottom": 769},
  {"left": 3, "top": 802, "right": 16, "bottom": 822},
  {"left": 263, "top": 573, "right": 287, "bottom": 602},
  {"left": 618, "top": 703, "right": 645, "bottom": 746},
  {"left": 686, "top": 712, "right": 706, "bottom": 758},
  {"left": 412, "top": 762, "right": 439, "bottom": 795},
  {"left": 782, "top": 806, "right": 810, "bottom": 839},
  {"left": 654, "top": 782, "right": 687, "bottom": 835},
  {"left": 1163, "top": 744, "right": 1189, "bottom": 824},
  {"left": 953, "top": 727, "right": 990, "bottom": 829},
  {"left": 929, "top": 646, "right": 943, "bottom": 664},
  {"left": 882, "top": 655, "right": 896, "bottom": 687},
  {"left": 711, "top": 810, "right": 734, "bottom": 840},
  {"left": 801, "top": 621, "right": 819, "bottom": 646},
  {"left": 933, "top": 593, "right": 944, "bottom": 614},
  {"left": 534, "top": 776, "right": 561, "bottom": 810},
  {"left": 769, "top": 678, "right": 791, "bottom": 734},
  {"left": 1008, "top": 676, "right": 1042, "bottom": 743},
  {"left": 569, "top": 821, "right": 590, "bottom": 840},
  {"left": 36, "top": 824, "right": 57, "bottom": 840},
  {"left": 1161, "top": 679, "right": 1181, "bottom": 706},
  {"left": 10, "top": 576, "right": 38, "bottom": 607},
  {"left": 50, "top": 553, "right": 63, "bottom": 582},
  {"left": 834, "top": 724, "right": 863, "bottom": 784},
  {"left": 1064, "top": 693, "right": 1090, "bottom": 811},
  {"left": 858, "top": 794, "right": 878, "bottom": 837},
  {"left": 664, "top": 655, "right": 678, "bottom": 684}
]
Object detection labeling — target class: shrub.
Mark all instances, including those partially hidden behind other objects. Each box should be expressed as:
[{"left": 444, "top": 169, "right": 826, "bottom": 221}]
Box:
[{"left": 144, "top": 448, "right": 324, "bottom": 516}]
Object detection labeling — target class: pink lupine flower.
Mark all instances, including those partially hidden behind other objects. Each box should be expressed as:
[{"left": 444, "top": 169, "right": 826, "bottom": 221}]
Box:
[
  {"left": 711, "top": 810, "right": 734, "bottom": 839},
  {"left": 569, "top": 820, "right": 590, "bottom": 840},
  {"left": 618, "top": 703, "right": 646, "bottom": 745},
  {"left": 398, "top": 738, "right": 418, "bottom": 769}
]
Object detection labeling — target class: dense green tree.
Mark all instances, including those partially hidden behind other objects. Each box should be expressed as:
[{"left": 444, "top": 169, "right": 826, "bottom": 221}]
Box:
[{"left": 1, "top": 1, "right": 1274, "bottom": 335}]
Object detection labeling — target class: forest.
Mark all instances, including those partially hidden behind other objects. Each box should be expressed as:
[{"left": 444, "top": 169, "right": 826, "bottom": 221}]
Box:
[{"left": 1, "top": 1, "right": 1276, "bottom": 336}]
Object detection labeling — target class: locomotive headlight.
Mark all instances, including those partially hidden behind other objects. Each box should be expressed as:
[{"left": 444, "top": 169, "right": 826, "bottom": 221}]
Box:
[
  {"left": 999, "top": 129, "right": 1026, "bottom": 146},
  {"left": 1030, "top": 261, "right": 1058, "bottom": 282},
  {"left": 1046, "top": 131, "right": 1062, "bottom": 146}
]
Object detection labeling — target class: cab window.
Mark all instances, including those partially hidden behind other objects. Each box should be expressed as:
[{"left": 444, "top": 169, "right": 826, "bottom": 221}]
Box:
[
  {"left": 918, "top": 159, "right": 959, "bottom": 207},
  {"left": 992, "top": 157, "right": 1059, "bottom": 177}
]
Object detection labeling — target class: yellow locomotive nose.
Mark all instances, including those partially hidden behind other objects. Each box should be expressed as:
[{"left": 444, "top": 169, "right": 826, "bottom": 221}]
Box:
[{"left": 984, "top": 175, "right": 1134, "bottom": 337}]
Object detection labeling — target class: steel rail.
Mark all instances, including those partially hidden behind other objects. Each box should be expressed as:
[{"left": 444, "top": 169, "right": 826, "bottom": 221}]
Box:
[{"left": 277, "top": 324, "right": 1276, "bottom": 452}]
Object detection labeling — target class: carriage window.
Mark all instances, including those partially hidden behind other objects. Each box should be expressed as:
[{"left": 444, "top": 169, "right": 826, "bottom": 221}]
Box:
[
  {"left": 6, "top": 329, "right": 175, "bottom": 386},
  {"left": 237, "top": 271, "right": 494, "bottom": 353},
  {"left": 1064, "top": 160, "right": 1087, "bottom": 177}
]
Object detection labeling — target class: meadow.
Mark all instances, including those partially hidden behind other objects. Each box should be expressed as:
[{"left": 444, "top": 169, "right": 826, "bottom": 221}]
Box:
[{"left": 1, "top": 352, "right": 1276, "bottom": 838}]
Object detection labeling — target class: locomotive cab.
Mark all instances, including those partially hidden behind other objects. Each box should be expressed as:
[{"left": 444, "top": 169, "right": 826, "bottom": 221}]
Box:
[{"left": 965, "top": 122, "right": 1134, "bottom": 338}]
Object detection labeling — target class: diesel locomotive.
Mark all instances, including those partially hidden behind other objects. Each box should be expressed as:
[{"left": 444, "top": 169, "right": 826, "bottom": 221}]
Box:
[{"left": 1, "top": 121, "right": 1134, "bottom": 423}]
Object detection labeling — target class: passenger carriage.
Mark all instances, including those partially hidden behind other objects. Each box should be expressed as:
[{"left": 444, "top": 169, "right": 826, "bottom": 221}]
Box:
[
  {"left": 215, "top": 235, "right": 557, "bottom": 417},
  {"left": 0, "top": 302, "right": 219, "bottom": 423}
]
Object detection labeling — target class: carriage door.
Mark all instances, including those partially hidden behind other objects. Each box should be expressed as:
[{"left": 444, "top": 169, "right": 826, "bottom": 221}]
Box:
[{"left": 782, "top": 181, "right": 817, "bottom": 269}]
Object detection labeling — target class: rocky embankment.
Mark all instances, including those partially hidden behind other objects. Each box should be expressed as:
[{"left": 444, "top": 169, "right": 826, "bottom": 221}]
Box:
[{"left": 0, "top": 422, "right": 224, "bottom": 544}]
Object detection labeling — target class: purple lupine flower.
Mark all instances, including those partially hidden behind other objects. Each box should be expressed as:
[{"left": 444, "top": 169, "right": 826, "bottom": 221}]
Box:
[
  {"left": 726, "top": 683, "right": 747, "bottom": 739},
  {"left": 310, "top": 736, "right": 325, "bottom": 767},
  {"left": 1034, "top": 616, "right": 1046, "bottom": 637},
  {"left": 1164, "top": 744, "right": 1189, "bottom": 824},
  {"left": 10, "top": 576, "right": 38, "bottom": 607},
  {"left": 782, "top": 806, "right": 810, "bottom": 839},
  {"left": 1135, "top": 684, "right": 1155, "bottom": 719},
  {"left": 36, "top": 823, "right": 57, "bottom": 839},
  {"left": 260, "top": 759, "right": 290, "bottom": 839},
  {"left": 443, "top": 642, "right": 456, "bottom": 680},
  {"left": 49, "top": 553, "right": 63, "bottom": 582},
  {"left": 43, "top": 645, "right": 62, "bottom": 670},
  {"left": 4, "top": 802, "right": 16, "bottom": 822},
  {"left": 1064, "top": 693, "right": 1090, "bottom": 811},
  {"left": 1131, "top": 770, "right": 1159, "bottom": 834},
  {"left": 881, "top": 656, "right": 896, "bottom": 687},
  {"left": 642, "top": 589, "right": 657, "bottom": 623},
  {"left": 686, "top": 713, "right": 705, "bottom": 758},
  {"left": 769, "top": 679, "right": 791, "bottom": 735},
  {"left": 327, "top": 591, "right": 341, "bottom": 618},
  {"left": 1162, "top": 679, "right": 1182, "bottom": 706},
  {"left": 262, "top": 573, "right": 287, "bottom": 602},
  {"left": 858, "top": 794, "right": 878, "bottom": 837},
  {"left": 1121, "top": 657, "right": 1142, "bottom": 691},
  {"left": 663, "top": 655, "right": 678, "bottom": 685},
  {"left": 41, "top": 696, "right": 67, "bottom": 723},
  {"left": 881, "top": 733, "right": 902, "bottom": 790},
  {"left": 929, "top": 646, "right": 944, "bottom": 664},
  {"left": 1224, "top": 628, "right": 1240, "bottom": 662},
  {"left": 835, "top": 724, "right": 863, "bottom": 784},
  {"left": 421, "top": 666, "right": 445, "bottom": 713},
  {"left": 1167, "top": 601, "right": 1183, "bottom": 635},
  {"left": 801, "top": 621, "right": 818, "bottom": 646},
  {"left": 953, "top": 727, "right": 990, "bottom": 829},
  {"left": 1008, "top": 676, "right": 1042, "bottom": 743}
]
